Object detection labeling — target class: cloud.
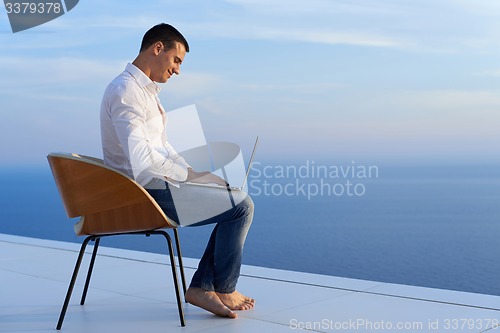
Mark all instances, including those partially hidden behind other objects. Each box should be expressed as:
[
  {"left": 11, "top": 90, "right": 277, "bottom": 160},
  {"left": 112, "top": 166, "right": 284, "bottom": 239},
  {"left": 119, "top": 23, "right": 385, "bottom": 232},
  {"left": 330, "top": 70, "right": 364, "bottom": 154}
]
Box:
[
  {"left": 242, "top": 82, "right": 346, "bottom": 95},
  {"left": 229, "top": 87, "right": 500, "bottom": 141},
  {"left": 248, "top": 27, "right": 401, "bottom": 48},
  {"left": 475, "top": 69, "right": 500, "bottom": 78},
  {"left": 224, "top": 0, "right": 404, "bottom": 16},
  {"left": 380, "top": 89, "right": 500, "bottom": 115},
  {"left": 182, "top": 18, "right": 406, "bottom": 49},
  {"left": 213, "top": 0, "right": 500, "bottom": 53},
  {"left": 162, "top": 72, "right": 226, "bottom": 98},
  {"left": 0, "top": 56, "right": 123, "bottom": 88}
]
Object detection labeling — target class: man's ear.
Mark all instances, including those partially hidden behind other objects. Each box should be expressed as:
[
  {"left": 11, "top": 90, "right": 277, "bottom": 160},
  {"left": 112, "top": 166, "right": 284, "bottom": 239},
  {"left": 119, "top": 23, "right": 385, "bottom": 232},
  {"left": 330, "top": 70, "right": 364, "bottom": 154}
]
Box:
[{"left": 152, "top": 42, "right": 163, "bottom": 55}]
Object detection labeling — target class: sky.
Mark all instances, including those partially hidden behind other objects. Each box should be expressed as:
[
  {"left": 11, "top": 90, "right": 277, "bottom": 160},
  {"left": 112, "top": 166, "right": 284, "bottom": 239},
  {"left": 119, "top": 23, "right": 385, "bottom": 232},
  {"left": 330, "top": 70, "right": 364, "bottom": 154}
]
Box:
[{"left": 1, "top": 0, "right": 500, "bottom": 166}]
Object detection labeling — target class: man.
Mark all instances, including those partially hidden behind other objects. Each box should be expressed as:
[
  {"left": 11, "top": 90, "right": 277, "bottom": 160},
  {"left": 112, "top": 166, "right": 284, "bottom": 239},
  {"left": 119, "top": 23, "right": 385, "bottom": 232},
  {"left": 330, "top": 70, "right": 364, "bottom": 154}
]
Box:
[{"left": 100, "top": 23, "right": 255, "bottom": 318}]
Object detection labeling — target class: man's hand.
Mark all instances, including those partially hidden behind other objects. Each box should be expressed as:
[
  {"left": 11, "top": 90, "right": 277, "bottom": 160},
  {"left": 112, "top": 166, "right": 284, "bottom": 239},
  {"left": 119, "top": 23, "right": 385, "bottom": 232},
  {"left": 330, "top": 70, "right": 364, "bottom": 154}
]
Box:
[{"left": 186, "top": 169, "right": 228, "bottom": 186}]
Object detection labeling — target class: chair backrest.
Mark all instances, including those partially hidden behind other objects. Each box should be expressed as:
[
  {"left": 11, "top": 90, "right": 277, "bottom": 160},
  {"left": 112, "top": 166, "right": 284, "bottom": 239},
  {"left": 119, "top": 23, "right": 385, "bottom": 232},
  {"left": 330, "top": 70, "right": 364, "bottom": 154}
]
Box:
[{"left": 47, "top": 153, "right": 177, "bottom": 235}]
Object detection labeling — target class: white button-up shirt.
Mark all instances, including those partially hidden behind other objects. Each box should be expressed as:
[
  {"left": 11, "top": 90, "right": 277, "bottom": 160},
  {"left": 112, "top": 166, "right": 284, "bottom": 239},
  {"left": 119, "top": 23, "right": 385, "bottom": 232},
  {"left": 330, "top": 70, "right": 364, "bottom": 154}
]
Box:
[{"left": 100, "top": 63, "right": 190, "bottom": 187}]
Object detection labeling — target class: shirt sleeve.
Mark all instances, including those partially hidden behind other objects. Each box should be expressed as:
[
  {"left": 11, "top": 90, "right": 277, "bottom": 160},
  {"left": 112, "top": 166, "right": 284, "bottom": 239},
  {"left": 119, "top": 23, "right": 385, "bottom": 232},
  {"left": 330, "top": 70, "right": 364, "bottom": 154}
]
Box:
[
  {"left": 162, "top": 133, "right": 191, "bottom": 170},
  {"left": 106, "top": 84, "right": 189, "bottom": 182}
]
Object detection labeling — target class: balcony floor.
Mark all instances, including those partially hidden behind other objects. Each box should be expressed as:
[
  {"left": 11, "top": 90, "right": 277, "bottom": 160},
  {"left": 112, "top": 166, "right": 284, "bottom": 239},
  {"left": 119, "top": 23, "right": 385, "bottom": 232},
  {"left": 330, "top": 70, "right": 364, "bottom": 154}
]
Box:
[{"left": 1, "top": 233, "right": 500, "bottom": 332}]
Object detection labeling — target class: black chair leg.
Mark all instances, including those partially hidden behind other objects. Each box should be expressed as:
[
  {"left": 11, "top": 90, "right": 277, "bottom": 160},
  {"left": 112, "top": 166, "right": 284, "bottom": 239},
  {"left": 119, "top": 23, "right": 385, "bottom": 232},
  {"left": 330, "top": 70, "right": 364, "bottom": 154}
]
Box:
[
  {"left": 56, "top": 236, "right": 94, "bottom": 330},
  {"left": 173, "top": 228, "right": 187, "bottom": 299},
  {"left": 56, "top": 231, "right": 186, "bottom": 329},
  {"left": 80, "top": 237, "right": 100, "bottom": 305},
  {"left": 157, "top": 230, "right": 186, "bottom": 327}
]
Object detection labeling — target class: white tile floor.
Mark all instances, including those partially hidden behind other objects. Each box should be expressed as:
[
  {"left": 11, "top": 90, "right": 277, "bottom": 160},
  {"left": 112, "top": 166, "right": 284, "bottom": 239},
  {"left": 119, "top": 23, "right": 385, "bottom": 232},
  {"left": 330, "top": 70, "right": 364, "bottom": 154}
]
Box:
[{"left": 1, "top": 233, "right": 500, "bottom": 333}]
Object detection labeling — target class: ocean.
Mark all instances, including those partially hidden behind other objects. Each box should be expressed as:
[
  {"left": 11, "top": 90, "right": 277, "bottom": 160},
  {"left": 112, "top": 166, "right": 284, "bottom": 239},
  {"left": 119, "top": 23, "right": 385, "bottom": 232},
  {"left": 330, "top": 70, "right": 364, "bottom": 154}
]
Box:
[{"left": 1, "top": 161, "right": 500, "bottom": 296}]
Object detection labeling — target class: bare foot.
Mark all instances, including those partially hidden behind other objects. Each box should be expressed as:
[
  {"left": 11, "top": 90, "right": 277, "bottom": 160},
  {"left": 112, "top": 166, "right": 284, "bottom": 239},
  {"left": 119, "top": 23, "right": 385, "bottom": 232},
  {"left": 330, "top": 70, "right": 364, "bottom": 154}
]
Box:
[
  {"left": 185, "top": 287, "right": 237, "bottom": 318},
  {"left": 216, "top": 291, "right": 255, "bottom": 311}
]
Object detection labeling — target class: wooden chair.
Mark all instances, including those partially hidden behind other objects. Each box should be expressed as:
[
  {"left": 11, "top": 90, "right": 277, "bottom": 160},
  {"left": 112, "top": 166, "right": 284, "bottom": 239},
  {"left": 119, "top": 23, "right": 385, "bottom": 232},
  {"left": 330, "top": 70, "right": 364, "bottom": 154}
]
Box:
[{"left": 47, "top": 153, "right": 187, "bottom": 329}]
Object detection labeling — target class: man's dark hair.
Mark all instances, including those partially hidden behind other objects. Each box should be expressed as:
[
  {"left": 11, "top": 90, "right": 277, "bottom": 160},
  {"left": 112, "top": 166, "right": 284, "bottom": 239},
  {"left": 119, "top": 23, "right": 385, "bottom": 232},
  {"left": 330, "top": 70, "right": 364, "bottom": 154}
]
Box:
[{"left": 140, "top": 23, "right": 189, "bottom": 53}]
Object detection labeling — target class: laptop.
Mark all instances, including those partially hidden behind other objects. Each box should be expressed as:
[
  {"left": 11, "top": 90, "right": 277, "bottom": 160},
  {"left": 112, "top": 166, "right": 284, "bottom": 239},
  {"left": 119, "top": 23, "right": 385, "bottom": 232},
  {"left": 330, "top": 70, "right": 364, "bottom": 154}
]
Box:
[{"left": 185, "top": 137, "right": 259, "bottom": 190}]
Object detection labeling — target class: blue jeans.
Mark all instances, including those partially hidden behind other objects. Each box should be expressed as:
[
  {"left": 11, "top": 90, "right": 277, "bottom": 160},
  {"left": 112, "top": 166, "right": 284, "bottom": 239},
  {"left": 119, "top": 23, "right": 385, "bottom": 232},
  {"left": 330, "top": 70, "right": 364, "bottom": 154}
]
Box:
[{"left": 147, "top": 182, "right": 254, "bottom": 294}]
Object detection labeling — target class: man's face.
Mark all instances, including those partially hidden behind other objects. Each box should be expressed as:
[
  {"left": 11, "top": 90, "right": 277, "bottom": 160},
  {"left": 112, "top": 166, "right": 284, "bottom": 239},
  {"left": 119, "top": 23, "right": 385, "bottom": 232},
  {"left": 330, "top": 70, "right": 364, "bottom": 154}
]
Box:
[{"left": 152, "top": 41, "right": 186, "bottom": 83}]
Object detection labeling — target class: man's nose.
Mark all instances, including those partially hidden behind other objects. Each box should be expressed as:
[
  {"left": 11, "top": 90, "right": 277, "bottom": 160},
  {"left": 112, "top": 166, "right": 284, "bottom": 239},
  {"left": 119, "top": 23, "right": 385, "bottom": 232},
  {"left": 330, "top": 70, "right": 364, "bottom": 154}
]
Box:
[{"left": 173, "top": 65, "right": 180, "bottom": 75}]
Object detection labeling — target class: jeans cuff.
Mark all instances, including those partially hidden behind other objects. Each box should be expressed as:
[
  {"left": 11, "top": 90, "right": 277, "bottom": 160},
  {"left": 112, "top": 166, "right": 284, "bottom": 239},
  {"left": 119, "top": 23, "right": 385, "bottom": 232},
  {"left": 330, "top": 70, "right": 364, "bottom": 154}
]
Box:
[
  {"left": 190, "top": 280, "right": 215, "bottom": 292},
  {"left": 214, "top": 286, "right": 236, "bottom": 294}
]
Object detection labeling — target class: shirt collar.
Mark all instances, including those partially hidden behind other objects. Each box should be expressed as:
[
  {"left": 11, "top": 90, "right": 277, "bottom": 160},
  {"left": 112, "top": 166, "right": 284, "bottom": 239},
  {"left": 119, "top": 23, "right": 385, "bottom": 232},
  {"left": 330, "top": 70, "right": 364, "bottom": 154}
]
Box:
[{"left": 125, "top": 63, "right": 161, "bottom": 95}]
